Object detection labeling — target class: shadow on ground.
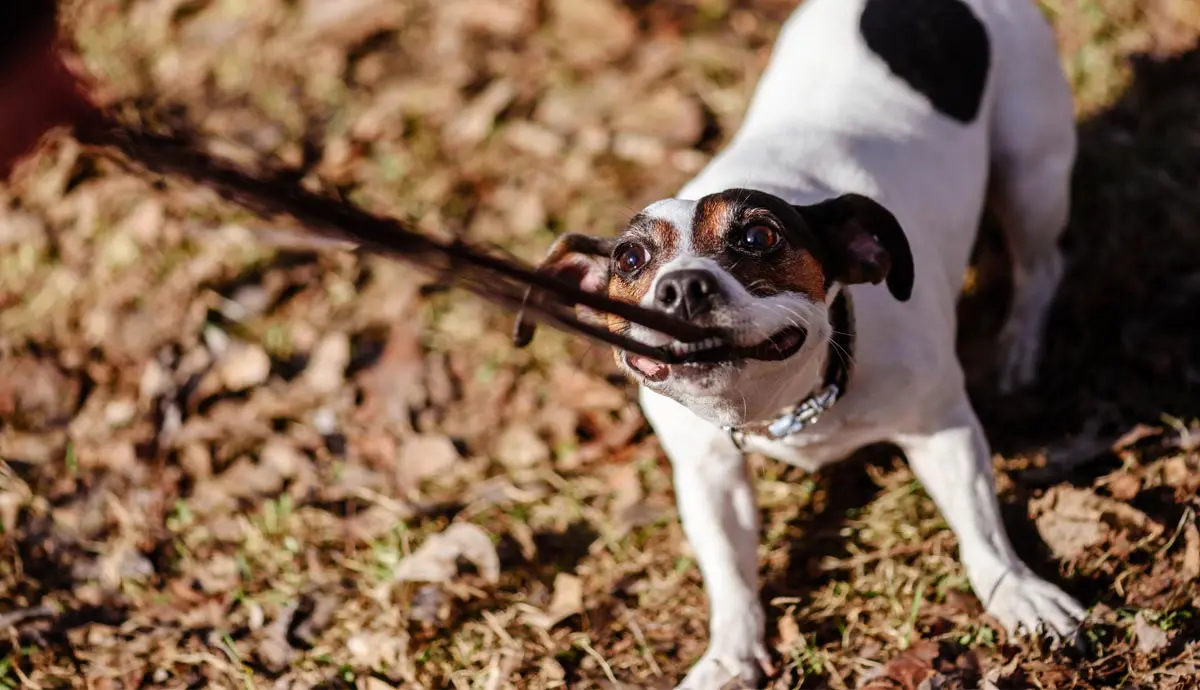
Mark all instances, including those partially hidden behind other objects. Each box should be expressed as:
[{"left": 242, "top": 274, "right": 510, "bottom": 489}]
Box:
[{"left": 961, "top": 47, "right": 1200, "bottom": 454}]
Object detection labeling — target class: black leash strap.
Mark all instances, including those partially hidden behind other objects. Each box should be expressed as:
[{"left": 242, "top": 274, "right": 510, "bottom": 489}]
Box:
[{"left": 75, "top": 112, "right": 750, "bottom": 364}]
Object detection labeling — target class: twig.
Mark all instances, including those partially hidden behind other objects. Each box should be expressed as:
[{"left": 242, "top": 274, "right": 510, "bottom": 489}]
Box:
[
  {"left": 73, "top": 110, "right": 767, "bottom": 364},
  {"left": 0, "top": 604, "right": 56, "bottom": 630},
  {"left": 572, "top": 634, "right": 624, "bottom": 688}
]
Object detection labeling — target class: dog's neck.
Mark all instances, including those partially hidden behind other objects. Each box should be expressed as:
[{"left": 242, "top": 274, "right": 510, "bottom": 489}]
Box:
[{"left": 726, "top": 289, "right": 853, "bottom": 444}]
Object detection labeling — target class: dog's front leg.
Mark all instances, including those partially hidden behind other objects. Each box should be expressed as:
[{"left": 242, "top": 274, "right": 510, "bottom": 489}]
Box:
[
  {"left": 640, "top": 389, "right": 770, "bottom": 690},
  {"left": 895, "top": 396, "right": 1086, "bottom": 640}
]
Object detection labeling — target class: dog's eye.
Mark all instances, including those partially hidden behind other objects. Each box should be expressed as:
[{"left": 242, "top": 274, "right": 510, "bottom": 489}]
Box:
[
  {"left": 732, "top": 225, "right": 781, "bottom": 254},
  {"left": 614, "top": 243, "right": 650, "bottom": 276}
]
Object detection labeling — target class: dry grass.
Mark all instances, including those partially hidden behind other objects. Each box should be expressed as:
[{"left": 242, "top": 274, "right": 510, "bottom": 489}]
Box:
[{"left": 1, "top": 0, "right": 1199, "bottom": 688}]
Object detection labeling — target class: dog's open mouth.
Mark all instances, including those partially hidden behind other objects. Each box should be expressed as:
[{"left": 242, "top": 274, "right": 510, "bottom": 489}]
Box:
[{"left": 625, "top": 325, "right": 807, "bottom": 382}]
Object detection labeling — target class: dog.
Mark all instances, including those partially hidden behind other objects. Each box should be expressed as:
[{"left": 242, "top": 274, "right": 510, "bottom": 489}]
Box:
[{"left": 520, "top": 0, "right": 1084, "bottom": 686}]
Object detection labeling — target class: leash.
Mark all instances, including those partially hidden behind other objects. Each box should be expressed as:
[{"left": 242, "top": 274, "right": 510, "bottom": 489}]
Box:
[
  {"left": 3, "top": 3, "right": 833, "bottom": 368},
  {"left": 72, "top": 110, "right": 730, "bottom": 365},
  {"left": 0, "top": 0, "right": 788, "bottom": 366}
]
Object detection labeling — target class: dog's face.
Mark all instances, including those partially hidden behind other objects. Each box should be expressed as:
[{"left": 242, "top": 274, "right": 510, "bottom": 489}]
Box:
[{"left": 522, "top": 188, "right": 914, "bottom": 426}]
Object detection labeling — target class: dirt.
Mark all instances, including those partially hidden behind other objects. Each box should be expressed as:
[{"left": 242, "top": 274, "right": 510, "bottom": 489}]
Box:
[{"left": 1, "top": 0, "right": 1199, "bottom": 688}]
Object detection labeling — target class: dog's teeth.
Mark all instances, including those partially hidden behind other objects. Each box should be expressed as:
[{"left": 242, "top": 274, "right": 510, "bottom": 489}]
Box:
[{"left": 668, "top": 337, "right": 723, "bottom": 355}]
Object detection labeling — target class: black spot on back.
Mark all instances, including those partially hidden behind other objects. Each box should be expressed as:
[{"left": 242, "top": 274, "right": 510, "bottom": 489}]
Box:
[{"left": 859, "top": 0, "right": 991, "bottom": 124}]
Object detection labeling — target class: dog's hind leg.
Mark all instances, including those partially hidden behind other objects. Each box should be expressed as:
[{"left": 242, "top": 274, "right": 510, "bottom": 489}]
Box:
[{"left": 984, "top": 2, "right": 1076, "bottom": 393}]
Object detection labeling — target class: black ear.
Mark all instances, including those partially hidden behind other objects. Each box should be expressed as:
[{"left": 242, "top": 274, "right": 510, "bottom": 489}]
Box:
[
  {"left": 513, "top": 233, "right": 615, "bottom": 347},
  {"left": 794, "top": 193, "right": 914, "bottom": 301}
]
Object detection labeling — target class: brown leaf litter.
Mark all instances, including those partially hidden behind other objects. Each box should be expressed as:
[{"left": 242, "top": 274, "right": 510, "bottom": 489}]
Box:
[
  {"left": 2, "top": 0, "right": 1200, "bottom": 688},
  {"left": 858, "top": 640, "right": 981, "bottom": 690}
]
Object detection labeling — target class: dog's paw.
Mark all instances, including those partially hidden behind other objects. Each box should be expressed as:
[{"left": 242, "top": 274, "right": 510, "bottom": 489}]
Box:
[
  {"left": 983, "top": 570, "right": 1086, "bottom": 641},
  {"left": 675, "top": 643, "right": 771, "bottom": 690}
]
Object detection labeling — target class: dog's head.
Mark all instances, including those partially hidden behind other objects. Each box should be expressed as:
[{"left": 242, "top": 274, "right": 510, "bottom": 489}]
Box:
[{"left": 521, "top": 188, "right": 913, "bottom": 425}]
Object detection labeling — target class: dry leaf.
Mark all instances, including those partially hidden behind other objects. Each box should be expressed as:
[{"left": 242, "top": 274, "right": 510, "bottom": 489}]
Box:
[
  {"left": 444, "top": 80, "right": 517, "bottom": 149},
  {"left": 343, "top": 504, "right": 411, "bottom": 543},
  {"left": 395, "top": 523, "right": 500, "bottom": 584},
  {"left": 409, "top": 583, "right": 450, "bottom": 626},
  {"left": 214, "top": 456, "right": 285, "bottom": 499},
  {"left": 0, "top": 355, "right": 80, "bottom": 429},
  {"left": 776, "top": 614, "right": 802, "bottom": 652},
  {"left": 464, "top": 476, "right": 552, "bottom": 509},
  {"left": 292, "top": 593, "right": 340, "bottom": 646},
  {"left": 260, "top": 438, "right": 308, "bottom": 479},
  {"left": 253, "top": 601, "right": 298, "bottom": 673},
  {"left": 548, "top": 0, "right": 635, "bottom": 68},
  {"left": 357, "top": 323, "right": 425, "bottom": 429},
  {"left": 1133, "top": 611, "right": 1171, "bottom": 654},
  {"left": 0, "top": 430, "right": 65, "bottom": 465},
  {"left": 549, "top": 366, "right": 626, "bottom": 411},
  {"left": 1161, "top": 456, "right": 1195, "bottom": 492},
  {"left": 494, "top": 424, "right": 550, "bottom": 469},
  {"left": 608, "top": 463, "right": 662, "bottom": 536},
  {"left": 1106, "top": 473, "right": 1141, "bottom": 501},
  {"left": 299, "top": 0, "right": 407, "bottom": 44},
  {"left": 524, "top": 573, "right": 584, "bottom": 629},
  {"left": 397, "top": 434, "right": 460, "bottom": 486},
  {"left": 216, "top": 342, "right": 271, "bottom": 391},
  {"left": 72, "top": 543, "right": 155, "bottom": 590},
  {"left": 302, "top": 331, "right": 350, "bottom": 395},
  {"left": 1030, "top": 486, "right": 1163, "bottom": 561},
  {"left": 611, "top": 87, "right": 703, "bottom": 147},
  {"left": 440, "top": 0, "right": 533, "bottom": 40},
  {"left": 193, "top": 554, "right": 241, "bottom": 594},
  {"left": 859, "top": 640, "right": 980, "bottom": 690},
  {"left": 346, "top": 630, "right": 406, "bottom": 669},
  {"left": 1181, "top": 521, "right": 1200, "bottom": 581},
  {"left": 1112, "top": 424, "right": 1162, "bottom": 450}
]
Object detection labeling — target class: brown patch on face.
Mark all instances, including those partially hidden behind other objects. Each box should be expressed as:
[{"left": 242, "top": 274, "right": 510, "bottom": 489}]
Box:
[
  {"left": 729, "top": 227, "right": 827, "bottom": 301},
  {"left": 692, "top": 195, "right": 735, "bottom": 255},
  {"left": 690, "top": 189, "right": 828, "bottom": 302},
  {"left": 605, "top": 215, "right": 681, "bottom": 334}
]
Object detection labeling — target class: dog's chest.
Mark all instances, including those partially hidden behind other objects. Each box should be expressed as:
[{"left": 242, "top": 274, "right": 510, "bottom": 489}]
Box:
[{"left": 739, "top": 410, "right": 889, "bottom": 472}]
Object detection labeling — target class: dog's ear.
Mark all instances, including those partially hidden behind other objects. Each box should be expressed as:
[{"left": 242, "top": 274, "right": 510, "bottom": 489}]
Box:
[
  {"left": 794, "top": 193, "right": 914, "bottom": 301},
  {"left": 513, "top": 233, "right": 615, "bottom": 347}
]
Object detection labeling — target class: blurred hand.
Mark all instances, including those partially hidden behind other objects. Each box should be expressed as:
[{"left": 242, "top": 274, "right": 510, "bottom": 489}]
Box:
[{"left": 0, "top": 15, "right": 97, "bottom": 180}]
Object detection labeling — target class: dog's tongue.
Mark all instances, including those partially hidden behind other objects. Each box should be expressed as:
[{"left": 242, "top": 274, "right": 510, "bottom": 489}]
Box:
[{"left": 629, "top": 355, "right": 668, "bottom": 381}]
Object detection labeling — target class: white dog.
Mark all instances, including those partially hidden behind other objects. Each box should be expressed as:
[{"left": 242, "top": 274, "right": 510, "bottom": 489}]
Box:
[{"left": 521, "top": 0, "right": 1085, "bottom": 686}]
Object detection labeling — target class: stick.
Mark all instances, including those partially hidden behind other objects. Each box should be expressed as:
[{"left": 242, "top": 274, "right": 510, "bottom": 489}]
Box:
[{"left": 74, "top": 112, "right": 755, "bottom": 364}]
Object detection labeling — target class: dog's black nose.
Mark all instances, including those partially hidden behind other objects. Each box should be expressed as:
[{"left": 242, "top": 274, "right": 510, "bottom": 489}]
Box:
[{"left": 655, "top": 269, "right": 722, "bottom": 319}]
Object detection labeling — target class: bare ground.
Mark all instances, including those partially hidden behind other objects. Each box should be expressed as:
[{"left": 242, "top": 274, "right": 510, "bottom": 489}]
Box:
[{"left": 1, "top": 1, "right": 1199, "bottom": 688}]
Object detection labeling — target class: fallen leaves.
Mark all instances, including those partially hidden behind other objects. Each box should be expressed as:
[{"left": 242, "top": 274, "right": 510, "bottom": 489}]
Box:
[
  {"left": 396, "top": 434, "right": 461, "bottom": 487},
  {"left": 301, "top": 330, "right": 350, "bottom": 395},
  {"left": 252, "top": 600, "right": 299, "bottom": 673},
  {"left": 548, "top": 0, "right": 636, "bottom": 68},
  {"left": 395, "top": 522, "right": 500, "bottom": 584},
  {"left": 298, "top": 0, "right": 408, "bottom": 45},
  {"left": 356, "top": 322, "right": 427, "bottom": 431},
  {"left": 493, "top": 424, "right": 550, "bottom": 470},
  {"left": 1182, "top": 520, "right": 1200, "bottom": 581},
  {"left": 522, "top": 573, "right": 584, "bottom": 629},
  {"left": 1132, "top": 610, "right": 1172, "bottom": 655},
  {"left": 0, "top": 354, "right": 80, "bottom": 429},
  {"left": 215, "top": 340, "right": 272, "bottom": 392},
  {"left": 858, "top": 640, "right": 981, "bottom": 690},
  {"left": 1030, "top": 485, "right": 1164, "bottom": 561},
  {"left": 346, "top": 630, "right": 408, "bottom": 670},
  {"left": 3, "top": 0, "right": 1199, "bottom": 688}
]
